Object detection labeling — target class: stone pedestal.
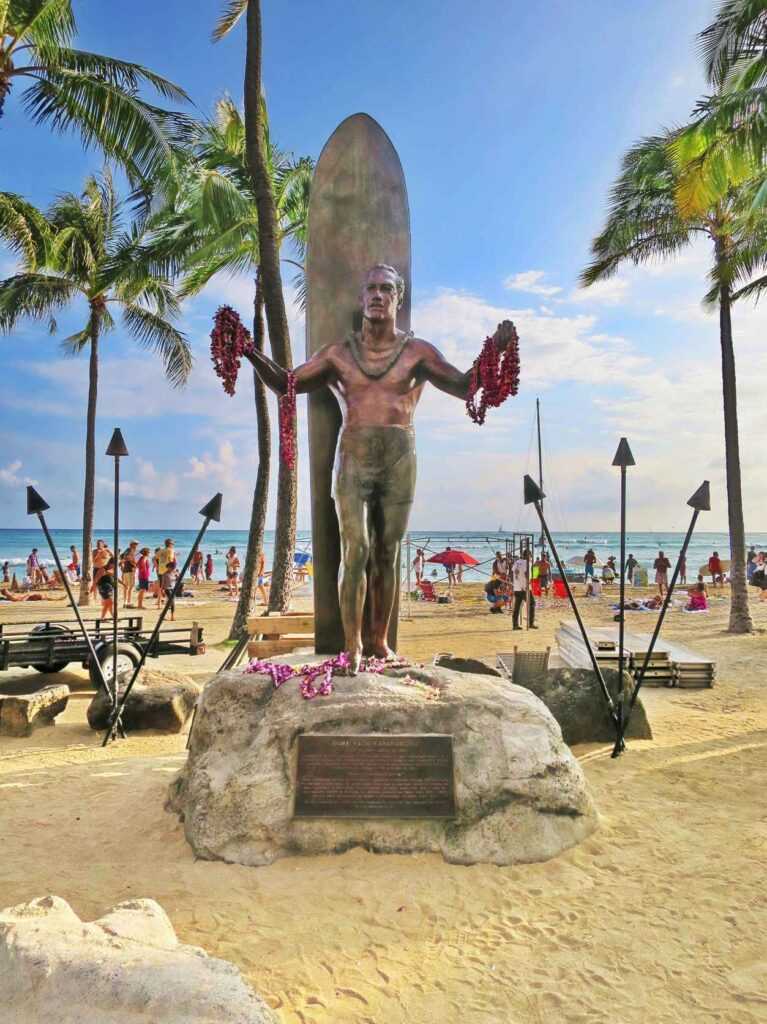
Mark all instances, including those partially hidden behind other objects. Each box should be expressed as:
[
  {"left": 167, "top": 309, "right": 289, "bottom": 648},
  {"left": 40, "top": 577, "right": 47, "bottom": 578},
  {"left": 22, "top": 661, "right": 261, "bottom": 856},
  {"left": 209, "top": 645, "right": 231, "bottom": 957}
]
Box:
[{"left": 168, "top": 664, "right": 598, "bottom": 867}]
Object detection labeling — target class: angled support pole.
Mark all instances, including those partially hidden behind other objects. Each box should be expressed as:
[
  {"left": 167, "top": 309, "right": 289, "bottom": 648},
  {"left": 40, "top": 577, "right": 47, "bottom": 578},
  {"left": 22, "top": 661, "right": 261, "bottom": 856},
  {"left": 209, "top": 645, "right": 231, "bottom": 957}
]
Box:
[
  {"left": 611, "top": 481, "right": 710, "bottom": 758},
  {"left": 523, "top": 475, "right": 623, "bottom": 746},
  {"left": 102, "top": 492, "right": 223, "bottom": 746},
  {"left": 26, "top": 486, "right": 124, "bottom": 736}
]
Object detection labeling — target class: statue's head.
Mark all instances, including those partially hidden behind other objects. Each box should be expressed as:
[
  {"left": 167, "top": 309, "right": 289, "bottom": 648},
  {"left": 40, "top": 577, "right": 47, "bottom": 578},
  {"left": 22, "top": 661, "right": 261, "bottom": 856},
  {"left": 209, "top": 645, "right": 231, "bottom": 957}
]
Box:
[{"left": 360, "top": 263, "right": 405, "bottom": 321}]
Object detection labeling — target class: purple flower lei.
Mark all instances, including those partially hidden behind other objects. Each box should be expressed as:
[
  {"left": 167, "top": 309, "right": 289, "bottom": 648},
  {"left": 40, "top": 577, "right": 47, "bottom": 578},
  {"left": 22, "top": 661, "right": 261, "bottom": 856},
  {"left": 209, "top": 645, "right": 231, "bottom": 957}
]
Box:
[{"left": 243, "top": 653, "right": 410, "bottom": 699}]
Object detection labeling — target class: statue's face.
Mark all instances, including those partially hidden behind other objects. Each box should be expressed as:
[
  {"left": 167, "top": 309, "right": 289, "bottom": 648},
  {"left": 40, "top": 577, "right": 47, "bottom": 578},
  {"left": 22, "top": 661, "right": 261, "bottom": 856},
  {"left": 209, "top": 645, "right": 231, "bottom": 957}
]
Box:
[{"left": 361, "top": 268, "right": 399, "bottom": 322}]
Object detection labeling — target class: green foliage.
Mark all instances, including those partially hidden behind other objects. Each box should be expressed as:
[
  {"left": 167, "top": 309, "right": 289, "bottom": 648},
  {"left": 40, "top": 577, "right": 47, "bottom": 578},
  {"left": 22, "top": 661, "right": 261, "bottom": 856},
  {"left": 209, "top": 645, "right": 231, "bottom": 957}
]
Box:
[
  {"left": 0, "top": 0, "right": 193, "bottom": 183},
  {"left": 212, "top": 0, "right": 248, "bottom": 42},
  {"left": 0, "top": 171, "right": 192, "bottom": 386}
]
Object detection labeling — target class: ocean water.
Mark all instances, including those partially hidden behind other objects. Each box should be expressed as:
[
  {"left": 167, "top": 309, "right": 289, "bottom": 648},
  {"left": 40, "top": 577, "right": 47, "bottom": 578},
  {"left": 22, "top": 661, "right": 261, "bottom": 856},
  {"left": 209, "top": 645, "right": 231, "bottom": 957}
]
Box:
[{"left": 1, "top": 527, "right": 764, "bottom": 584}]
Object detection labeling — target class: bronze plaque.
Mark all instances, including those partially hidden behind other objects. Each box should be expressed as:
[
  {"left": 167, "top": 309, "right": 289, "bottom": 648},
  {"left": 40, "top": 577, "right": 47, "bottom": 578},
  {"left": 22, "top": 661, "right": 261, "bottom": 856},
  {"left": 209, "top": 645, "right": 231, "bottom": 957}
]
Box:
[{"left": 294, "top": 734, "right": 455, "bottom": 819}]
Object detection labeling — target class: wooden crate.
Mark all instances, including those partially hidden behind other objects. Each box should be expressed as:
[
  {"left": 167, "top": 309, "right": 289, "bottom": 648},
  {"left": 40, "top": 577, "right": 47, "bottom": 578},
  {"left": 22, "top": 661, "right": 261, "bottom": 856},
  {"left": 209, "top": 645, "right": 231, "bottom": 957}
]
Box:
[{"left": 247, "top": 613, "right": 315, "bottom": 659}]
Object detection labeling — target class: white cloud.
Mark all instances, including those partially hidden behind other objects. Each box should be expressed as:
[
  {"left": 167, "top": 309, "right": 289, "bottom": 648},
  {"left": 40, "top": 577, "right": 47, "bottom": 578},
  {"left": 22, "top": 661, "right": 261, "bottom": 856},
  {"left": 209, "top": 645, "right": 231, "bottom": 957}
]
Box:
[
  {"left": 503, "top": 270, "right": 562, "bottom": 296},
  {"left": 567, "top": 276, "right": 629, "bottom": 305},
  {"left": 0, "top": 459, "right": 37, "bottom": 487}
]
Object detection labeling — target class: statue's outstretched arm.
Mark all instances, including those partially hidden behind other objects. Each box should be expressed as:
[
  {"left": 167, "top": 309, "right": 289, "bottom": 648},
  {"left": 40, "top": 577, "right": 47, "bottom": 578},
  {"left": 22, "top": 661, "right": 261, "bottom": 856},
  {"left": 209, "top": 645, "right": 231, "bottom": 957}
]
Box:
[
  {"left": 245, "top": 346, "right": 333, "bottom": 395},
  {"left": 419, "top": 321, "right": 518, "bottom": 399}
]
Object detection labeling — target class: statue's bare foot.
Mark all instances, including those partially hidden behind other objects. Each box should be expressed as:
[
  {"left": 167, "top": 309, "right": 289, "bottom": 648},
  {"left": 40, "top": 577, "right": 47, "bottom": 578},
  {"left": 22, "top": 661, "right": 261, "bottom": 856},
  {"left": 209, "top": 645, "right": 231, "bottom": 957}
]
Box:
[
  {"left": 346, "top": 647, "right": 362, "bottom": 675},
  {"left": 369, "top": 642, "right": 396, "bottom": 661}
]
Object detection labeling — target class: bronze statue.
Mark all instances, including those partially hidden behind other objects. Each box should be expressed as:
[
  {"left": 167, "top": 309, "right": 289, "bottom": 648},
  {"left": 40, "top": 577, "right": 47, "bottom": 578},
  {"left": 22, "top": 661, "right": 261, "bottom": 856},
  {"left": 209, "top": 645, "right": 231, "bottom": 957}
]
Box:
[{"left": 247, "top": 263, "right": 517, "bottom": 672}]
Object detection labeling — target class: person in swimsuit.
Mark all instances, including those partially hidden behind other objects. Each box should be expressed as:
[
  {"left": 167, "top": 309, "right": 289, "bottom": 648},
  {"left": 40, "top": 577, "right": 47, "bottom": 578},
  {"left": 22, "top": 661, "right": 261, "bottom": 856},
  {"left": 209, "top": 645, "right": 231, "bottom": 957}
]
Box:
[{"left": 245, "top": 262, "right": 517, "bottom": 671}]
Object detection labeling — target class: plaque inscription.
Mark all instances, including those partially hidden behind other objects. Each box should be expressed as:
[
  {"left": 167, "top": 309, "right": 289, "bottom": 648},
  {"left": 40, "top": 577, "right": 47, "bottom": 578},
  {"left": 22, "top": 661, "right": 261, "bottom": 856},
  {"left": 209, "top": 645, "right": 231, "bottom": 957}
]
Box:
[{"left": 294, "top": 734, "right": 455, "bottom": 819}]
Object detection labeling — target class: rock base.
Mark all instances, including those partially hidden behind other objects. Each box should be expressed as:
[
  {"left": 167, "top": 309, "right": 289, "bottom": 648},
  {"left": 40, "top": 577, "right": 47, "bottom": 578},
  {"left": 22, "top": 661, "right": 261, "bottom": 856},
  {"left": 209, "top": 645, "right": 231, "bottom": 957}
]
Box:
[
  {"left": 168, "top": 663, "right": 598, "bottom": 867},
  {"left": 0, "top": 685, "right": 69, "bottom": 736},
  {"left": 88, "top": 670, "right": 199, "bottom": 733},
  {"left": 0, "top": 895, "right": 276, "bottom": 1024}
]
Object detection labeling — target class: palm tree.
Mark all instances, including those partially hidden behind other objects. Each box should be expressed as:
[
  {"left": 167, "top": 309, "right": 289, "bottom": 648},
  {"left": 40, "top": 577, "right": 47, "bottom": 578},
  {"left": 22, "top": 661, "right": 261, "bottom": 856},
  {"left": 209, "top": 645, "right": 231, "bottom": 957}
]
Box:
[
  {"left": 0, "top": 0, "right": 192, "bottom": 182},
  {"left": 0, "top": 171, "right": 192, "bottom": 604},
  {"left": 581, "top": 131, "right": 767, "bottom": 633},
  {"left": 213, "top": 0, "right": 298, "bottom": 616},
  {"left": 145, "top": 97, "right": 311, "bottom": 637}
]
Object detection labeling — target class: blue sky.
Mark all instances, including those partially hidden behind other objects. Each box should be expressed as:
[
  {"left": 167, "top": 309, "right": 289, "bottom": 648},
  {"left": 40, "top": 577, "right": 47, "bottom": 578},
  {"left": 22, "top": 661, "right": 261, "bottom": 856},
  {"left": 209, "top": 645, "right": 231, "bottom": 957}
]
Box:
[{"left": 2, "top": 0, "right": 765, "bottom": 533}]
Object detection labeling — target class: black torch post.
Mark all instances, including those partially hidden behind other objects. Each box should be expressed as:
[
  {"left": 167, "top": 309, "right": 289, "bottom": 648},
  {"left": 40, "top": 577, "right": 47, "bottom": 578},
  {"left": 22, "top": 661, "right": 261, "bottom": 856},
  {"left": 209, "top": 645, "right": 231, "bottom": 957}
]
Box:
[
  {"left": 611, "top": 480, "right": 710, "bottom": 758},
  {"left": 523, "top": 475, "right": 623, "bottom": 745},
  {"left": 612, "top": 437, "right": 636, "bottom": 745},
  {"left": 25, "top": 486, "right": 123, "bottom": 733},
  {"left": 102, "top": 492, "right": 223, "bottom": 746},
  {"left": 105, "top": 428, "right": 129, "bottom": 708}
]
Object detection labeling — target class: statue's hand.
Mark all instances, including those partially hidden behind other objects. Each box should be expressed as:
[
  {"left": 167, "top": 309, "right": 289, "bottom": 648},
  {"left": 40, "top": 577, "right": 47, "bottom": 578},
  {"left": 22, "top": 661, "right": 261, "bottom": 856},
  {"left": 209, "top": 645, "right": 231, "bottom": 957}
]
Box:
[{"left": 493, "top": 320, "right": 518, "bottom": 352}]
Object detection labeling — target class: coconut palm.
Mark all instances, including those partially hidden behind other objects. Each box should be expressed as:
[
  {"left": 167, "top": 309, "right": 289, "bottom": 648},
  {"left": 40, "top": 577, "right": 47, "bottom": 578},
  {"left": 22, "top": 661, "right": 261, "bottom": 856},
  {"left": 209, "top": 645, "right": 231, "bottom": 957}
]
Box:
[
  {"left": 0, "top": 171, "right": 192, "bottom": 604},
  {"left": 0, "top": 0, "right": 192, "bottom": 182},
  {"left": 213, "top": 0, "right": 298, "bottom": 617},
  {"left": 581, "top": 131, "right": 767, "bottom": 633},
  {"left": 145, "top": 97, "right": 311, "bottom": 636}
]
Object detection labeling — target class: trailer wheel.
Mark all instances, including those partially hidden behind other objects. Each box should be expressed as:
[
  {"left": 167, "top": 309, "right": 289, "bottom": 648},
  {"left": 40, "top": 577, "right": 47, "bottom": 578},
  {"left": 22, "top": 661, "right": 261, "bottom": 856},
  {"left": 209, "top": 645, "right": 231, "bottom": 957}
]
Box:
[
  {"left": 31, "top": 623, "right": 71, "bottom": 673},
  {"left": 89, "top": 643, "right": 140, "bottom": 688}
]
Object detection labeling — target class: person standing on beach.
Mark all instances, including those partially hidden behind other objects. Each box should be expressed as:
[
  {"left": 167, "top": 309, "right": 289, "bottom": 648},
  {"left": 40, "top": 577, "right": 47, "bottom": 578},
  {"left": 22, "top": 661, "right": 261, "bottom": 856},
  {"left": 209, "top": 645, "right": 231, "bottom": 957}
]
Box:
[
  {"left": 412, "top": 548, "right": 425, "bottom": 584},
  {"left": 136, "top": 548, "right": 151, "bottom": 610},
  {"left": 90, "top": 540, "right": 111, "bottom": 595},
  {"left": 626, "top": 553, "right": 638, "bottom": 585},
  {"left": 205, "top": 553, "right": 214, "bottom": 581},
  {"left": 747, "top": 546, "right": 757, "bottom": 582},
  {"left": 68, "top": 545, "right": 80, "bottom": 580},
  {"left": 512, "top": 549, "right": 537, "bottom": 630},
  {"left": 121, "top": 540, "right": 139, "bottom": 607},
  {"left": 26, "top": 548, "right": 41, "bottom": 586},
  {"left": 584, "top": 549, "right": 597, "bottom": 579},
  {"left": 708, "top": 551, "right": 724, "bottom": 589},
  {"left": 226, "top": 546, "right": 240, "bottom": 598},
  {"left": 98, "top": 558, "right": 116, "bottom": 621},
  {"left": 536, "top": 551, "right": 551, "bottom": 595},
  {"left": 654, "top": 550, "right": 671, "bottom": 597},
  {"left": 152, "top": 547, "right": 164, "bottom": 608},
  {"left": 679, "top": 551, "right": 687, "bottom": 585},
  {"left": 190, "top": 549, "right": 203, "bottom": 585},
  {"left": 256, "top": 550, "right": 269, "bottom": 605},
  {"left": 2, "top": 561, "right": 9, "bottom": 584}
]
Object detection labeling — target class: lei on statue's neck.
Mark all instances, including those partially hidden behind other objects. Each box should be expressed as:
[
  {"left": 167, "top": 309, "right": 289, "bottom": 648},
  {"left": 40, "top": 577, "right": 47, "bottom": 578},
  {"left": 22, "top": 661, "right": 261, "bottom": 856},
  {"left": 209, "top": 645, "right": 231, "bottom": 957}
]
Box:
[
  {"left": 210, "top": 305, "right": 297, "bottom": 469},
  {"left": 466, "top": 333, "right": 520, "bottom": 425}
]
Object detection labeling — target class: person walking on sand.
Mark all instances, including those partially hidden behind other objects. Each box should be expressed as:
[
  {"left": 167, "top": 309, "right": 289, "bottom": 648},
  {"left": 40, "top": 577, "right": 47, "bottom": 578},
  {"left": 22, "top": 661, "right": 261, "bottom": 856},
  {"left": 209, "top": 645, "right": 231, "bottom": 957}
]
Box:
[
  {"left": 205, "top": 553, "right": 214, "bottom": 581},
  {"left": 679, "top": 551, "right": 687, "bottom": 585},
  {"left": 626, "top": 553, "right": 638, "bottom": 585},
  {"left": 412, "top": 547, "right": 425, "bottom": 584},
  {"left": 90, "top": 539, "right": 111, "bottom": 595},
  {"left": 68, "top": 545, "right": 80, "bottom": 580},
  {"left": 226, "top": 546, "right": 240, "bottom": 598},
  {"left": 26, "top": 548, "right": 41, "bottom": 586},
  {"left": 512, "top": 549, "right": 537, "bottom": 630},
  {"left": 654, "top": 550, "right": 671, "bottom": 597},
  {"left": 190, "top": 549, "right": 203, "bottom": 585},
  {"left": 256, "top": 550, "right": 269, "bottom": 605},
  {"left": 136, "top": 547, "right": 151, "bottom": 610}
]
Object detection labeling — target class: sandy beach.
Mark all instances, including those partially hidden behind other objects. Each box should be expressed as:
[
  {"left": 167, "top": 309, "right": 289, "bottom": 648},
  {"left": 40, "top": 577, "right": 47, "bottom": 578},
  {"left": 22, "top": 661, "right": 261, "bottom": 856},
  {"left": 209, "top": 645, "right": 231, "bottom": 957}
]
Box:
[{"left": 1, "top": 582, "right": 766, "bottom": 1023}]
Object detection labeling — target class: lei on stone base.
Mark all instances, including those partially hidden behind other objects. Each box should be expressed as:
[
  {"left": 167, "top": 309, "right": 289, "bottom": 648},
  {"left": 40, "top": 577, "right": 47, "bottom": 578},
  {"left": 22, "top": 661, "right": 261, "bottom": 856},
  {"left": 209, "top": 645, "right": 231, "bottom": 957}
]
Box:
[
  {"left": 244, "top": 653, "right": 411, "bottom": 699},
  {"left": 465, "top": 332, "right": 521, "bottom": 425},
  {"left": 211, "top": 305, "right": 297, "bottom": 469}
]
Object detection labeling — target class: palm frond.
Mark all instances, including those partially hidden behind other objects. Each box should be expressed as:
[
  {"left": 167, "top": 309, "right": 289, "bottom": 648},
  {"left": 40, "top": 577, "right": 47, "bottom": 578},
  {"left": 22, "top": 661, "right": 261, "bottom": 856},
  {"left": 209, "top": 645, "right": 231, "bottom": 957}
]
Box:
[
  {"left": 0, "top": 192, "right": 51, "bottom": 269},
  {"left": 699, "top": 0, "right": 767, "bottom": 87},
  {"left": 21, "top": 70, "right": 196, "bottom": 184},
  {"left": 59, "top": 323, "right": 91, "bottom": 354},
  {"left": 0, "top": 271, "right": 78, "bottom": 331},
  {"left": 7, "top": 0, "right": 75, "bottom": 59},
  {"left": 121, "top": 303, "right": 192, "bottom": 386},
  {"left": 39, "top": 48, "right": 191, "bottom": 103},
  {"left": 212, "top": 0, "right": 248, "bottom": 42}
]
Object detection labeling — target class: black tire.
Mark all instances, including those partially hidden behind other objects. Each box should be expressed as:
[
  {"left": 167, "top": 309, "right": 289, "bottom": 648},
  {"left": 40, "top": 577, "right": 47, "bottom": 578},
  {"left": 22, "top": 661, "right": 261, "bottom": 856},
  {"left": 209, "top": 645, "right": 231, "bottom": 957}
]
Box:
[
  {"left": 89, "top": 642, "right": 140, "bottom": 689},
  {"left": 31, "top": 622, "right": 71, "bottom": 673}
]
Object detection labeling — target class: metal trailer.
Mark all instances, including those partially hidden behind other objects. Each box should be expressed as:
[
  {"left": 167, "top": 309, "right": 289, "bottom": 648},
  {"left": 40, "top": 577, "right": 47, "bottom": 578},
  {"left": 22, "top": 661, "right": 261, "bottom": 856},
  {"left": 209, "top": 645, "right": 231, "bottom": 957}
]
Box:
[{"left": 0, "top": 616, "right": 205, "bottom": 688}]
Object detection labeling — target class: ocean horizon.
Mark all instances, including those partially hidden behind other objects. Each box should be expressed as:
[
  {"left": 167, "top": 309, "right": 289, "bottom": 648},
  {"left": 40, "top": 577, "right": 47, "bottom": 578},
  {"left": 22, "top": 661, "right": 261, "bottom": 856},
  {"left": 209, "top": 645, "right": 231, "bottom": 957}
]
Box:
[{"left": 3, "top": 527, "right": 765, "bottom": 583}]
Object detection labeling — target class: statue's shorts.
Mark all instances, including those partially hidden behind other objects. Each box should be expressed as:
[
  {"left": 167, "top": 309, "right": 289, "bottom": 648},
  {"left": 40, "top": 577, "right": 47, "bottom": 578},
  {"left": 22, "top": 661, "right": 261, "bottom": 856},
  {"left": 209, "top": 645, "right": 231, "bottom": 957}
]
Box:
[{"left": 333, "top": 426, "right": 416, "bottom": 508}]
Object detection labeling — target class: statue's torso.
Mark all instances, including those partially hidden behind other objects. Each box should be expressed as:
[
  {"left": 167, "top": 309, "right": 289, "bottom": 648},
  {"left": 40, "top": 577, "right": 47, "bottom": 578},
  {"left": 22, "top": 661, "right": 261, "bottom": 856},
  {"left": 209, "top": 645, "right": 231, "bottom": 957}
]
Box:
[{"left": 326, "top": 333, "right": 425, "bottom": 431}]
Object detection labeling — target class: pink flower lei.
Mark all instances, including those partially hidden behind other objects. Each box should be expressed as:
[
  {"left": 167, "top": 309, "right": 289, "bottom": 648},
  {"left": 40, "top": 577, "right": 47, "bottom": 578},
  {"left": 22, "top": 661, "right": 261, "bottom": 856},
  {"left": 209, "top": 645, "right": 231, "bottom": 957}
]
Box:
[
  {"left": 466, "top": 331, "right": 521, "bottom": 425},
  {"left": 243, "top": 653, "right": 410, "bottom": 699},
  {"left": 211, "top": 305, "right": 297, "bottom": 468}
]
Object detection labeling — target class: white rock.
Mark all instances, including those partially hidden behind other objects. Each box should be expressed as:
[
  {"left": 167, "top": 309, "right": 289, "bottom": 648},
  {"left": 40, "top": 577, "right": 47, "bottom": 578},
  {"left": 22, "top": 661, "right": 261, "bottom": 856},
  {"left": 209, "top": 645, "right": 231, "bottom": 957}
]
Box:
[
  {"left": 0, "top": 895, "right": 276, "bottom": 1023},
  {"left": 168, "top": 664, "right": 599, "bottom": 867}
]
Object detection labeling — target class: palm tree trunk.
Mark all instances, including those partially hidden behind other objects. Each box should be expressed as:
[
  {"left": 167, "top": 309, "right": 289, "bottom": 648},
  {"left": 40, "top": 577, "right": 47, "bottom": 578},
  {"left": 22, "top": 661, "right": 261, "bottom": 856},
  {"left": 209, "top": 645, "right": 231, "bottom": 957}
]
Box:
[
  {"left": 78, "top": 318, "right": 99, "bottom": 606},
  {"left": 228, "top": 274, "right": 271, "bottom": 639},
  {"left": 244, "top": 0, "right": 296, "bottom": 613},
  {"left": 717, "top": 260, "right": 753, "bottom": 633}
]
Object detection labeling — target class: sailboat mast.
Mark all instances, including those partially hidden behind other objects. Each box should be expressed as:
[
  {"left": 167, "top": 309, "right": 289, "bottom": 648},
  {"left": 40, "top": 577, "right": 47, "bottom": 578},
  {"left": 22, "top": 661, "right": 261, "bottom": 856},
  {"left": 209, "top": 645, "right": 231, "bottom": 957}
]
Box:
[{"left": 536, "top": 398, "right": 544, "bottom": 550}]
